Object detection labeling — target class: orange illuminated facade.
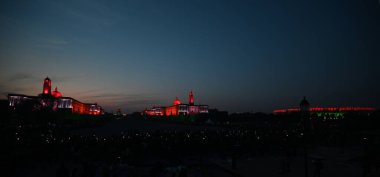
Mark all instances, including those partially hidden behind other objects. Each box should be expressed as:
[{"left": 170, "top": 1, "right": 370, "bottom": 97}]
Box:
[
  {"left": 144, "top": 91, "right": 209, "bottom": 116},
  {"left": 8, "top": 77, "right": 103, "bottom": 115}
]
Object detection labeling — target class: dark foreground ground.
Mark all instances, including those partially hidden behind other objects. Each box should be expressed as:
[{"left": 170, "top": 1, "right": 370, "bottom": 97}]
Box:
[{"left": 1, "top": 116, "right": 380, "bottom": 177}]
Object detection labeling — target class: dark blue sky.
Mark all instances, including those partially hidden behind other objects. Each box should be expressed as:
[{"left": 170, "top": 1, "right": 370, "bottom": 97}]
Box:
[{"left": 1, "top": 0, "right": 379, "bottom": 113}]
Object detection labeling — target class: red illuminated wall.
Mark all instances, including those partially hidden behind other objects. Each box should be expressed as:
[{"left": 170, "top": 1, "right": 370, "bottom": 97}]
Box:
[
  {"left": 165, "top": 105, "right": 178, "bottom": 116},
  {"left": 71, "top": 99, "right": 86, "bottom": 114}
]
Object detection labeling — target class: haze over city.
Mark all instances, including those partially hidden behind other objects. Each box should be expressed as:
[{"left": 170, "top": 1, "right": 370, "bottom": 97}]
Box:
[{"left": 1, "top": 0, "right": 379, "bottom": 113}]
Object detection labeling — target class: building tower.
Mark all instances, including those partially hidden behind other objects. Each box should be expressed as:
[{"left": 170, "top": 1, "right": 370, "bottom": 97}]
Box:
[
  {"left": 189, "top": 91, "right": 194, "bottom": 105},
  {"left": 300, "top": 96, "right": 311, "bottom": 132},
  {"left": 300, "top": 96, "right": 310, "bottom": 112},
  {"left": 43, "top": 77, "right": 52, "bottom": 95},
  {"left": 300, "top": 96, "right": 310, "bottom": 177}
]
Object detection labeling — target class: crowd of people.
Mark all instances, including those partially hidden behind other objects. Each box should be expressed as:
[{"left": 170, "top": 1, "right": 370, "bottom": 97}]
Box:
[{"left": 1, "top": 114, "right": 380, "bottom": 177}]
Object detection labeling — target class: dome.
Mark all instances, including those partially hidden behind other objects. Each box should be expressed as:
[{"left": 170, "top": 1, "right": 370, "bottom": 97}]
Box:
[
  {"left": 52, "top": 87, "right": 62, "bottom": 98},
  {"left": 173, "top": 97, "right": 181, "bottom": 105},
  {"left": 44, "top": 76, "right": 51, "bottom": 81}
]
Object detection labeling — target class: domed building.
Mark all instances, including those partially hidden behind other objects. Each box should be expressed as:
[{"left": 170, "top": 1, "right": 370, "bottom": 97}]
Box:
[
  {"left": 144, "top": 91, "right": 209, "bottom": 116},
  {"left": 8, "top": 77, "right": 103, "bottom": 115},
  {"left": 273, "top": 97, "right": 375, "bottom": 120}
]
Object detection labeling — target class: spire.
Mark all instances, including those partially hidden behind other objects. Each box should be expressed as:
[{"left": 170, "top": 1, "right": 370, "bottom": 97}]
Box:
[
  {"left": 189, "top": 90, "right": 194, "bottom": 105},
  {"left": 300, "top": 96, "right": 310, "bottom": 112},
  {"left": 300, "top": 96, "right": 310, "bottom": 106},
  {"left": 43, "top": 77, "right": 52, "bottom": 95}
]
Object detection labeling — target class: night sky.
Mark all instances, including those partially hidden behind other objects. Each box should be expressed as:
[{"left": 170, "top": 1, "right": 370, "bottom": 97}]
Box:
[{"left": 1, "top": 0, "right": 379, "bottom": 113}]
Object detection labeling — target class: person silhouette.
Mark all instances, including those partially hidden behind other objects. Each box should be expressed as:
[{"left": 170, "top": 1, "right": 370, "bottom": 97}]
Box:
[
  {"left": 313, "top": 159, "right": 323, "bottom": 177},
  {"left": 56, "top": 164, "right": 69, "bottom": 177}
]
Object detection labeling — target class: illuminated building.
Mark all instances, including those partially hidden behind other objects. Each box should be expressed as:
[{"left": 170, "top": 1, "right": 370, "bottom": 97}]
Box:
[
  {"left": 273, "top": 99, "right": 376, "bottom": 120},
  {"left": 144, "top": 91, "right": 209, "bottom": 116},
  {"left": 273, "top": 107, "right": 376, "bottom": 114},
  {"left": 8, "top": 77, "right": 103, "bottom": 115}
]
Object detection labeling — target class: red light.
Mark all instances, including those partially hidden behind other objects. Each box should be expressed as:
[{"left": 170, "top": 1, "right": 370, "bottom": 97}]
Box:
[{"left": 273, "top": 109, "right": 287, "bottom": 113}]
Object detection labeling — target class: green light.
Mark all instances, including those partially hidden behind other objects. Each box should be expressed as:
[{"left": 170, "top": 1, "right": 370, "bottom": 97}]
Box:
[{"left": 314, "top": 112, "right": 345, "bottom": 120}]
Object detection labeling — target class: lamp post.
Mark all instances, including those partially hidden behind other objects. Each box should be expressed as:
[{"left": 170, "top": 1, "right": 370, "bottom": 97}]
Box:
[{"left": 300, "top": 97, "right": 310, "bottom": 177}]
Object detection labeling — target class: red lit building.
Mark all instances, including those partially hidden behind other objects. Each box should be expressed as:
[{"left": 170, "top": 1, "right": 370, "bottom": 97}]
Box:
[
  {"left": 144, "top": 91, "right": 209, "bottom": 116},
  {"left": 8, "top": 77, "right": 103, "bottom": 115},
  {"left": 273, "top": 107, "right": 376, "bottom": 114},
  {"left": 273, "top": 106, "right": 376, "bottom": 120}
]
